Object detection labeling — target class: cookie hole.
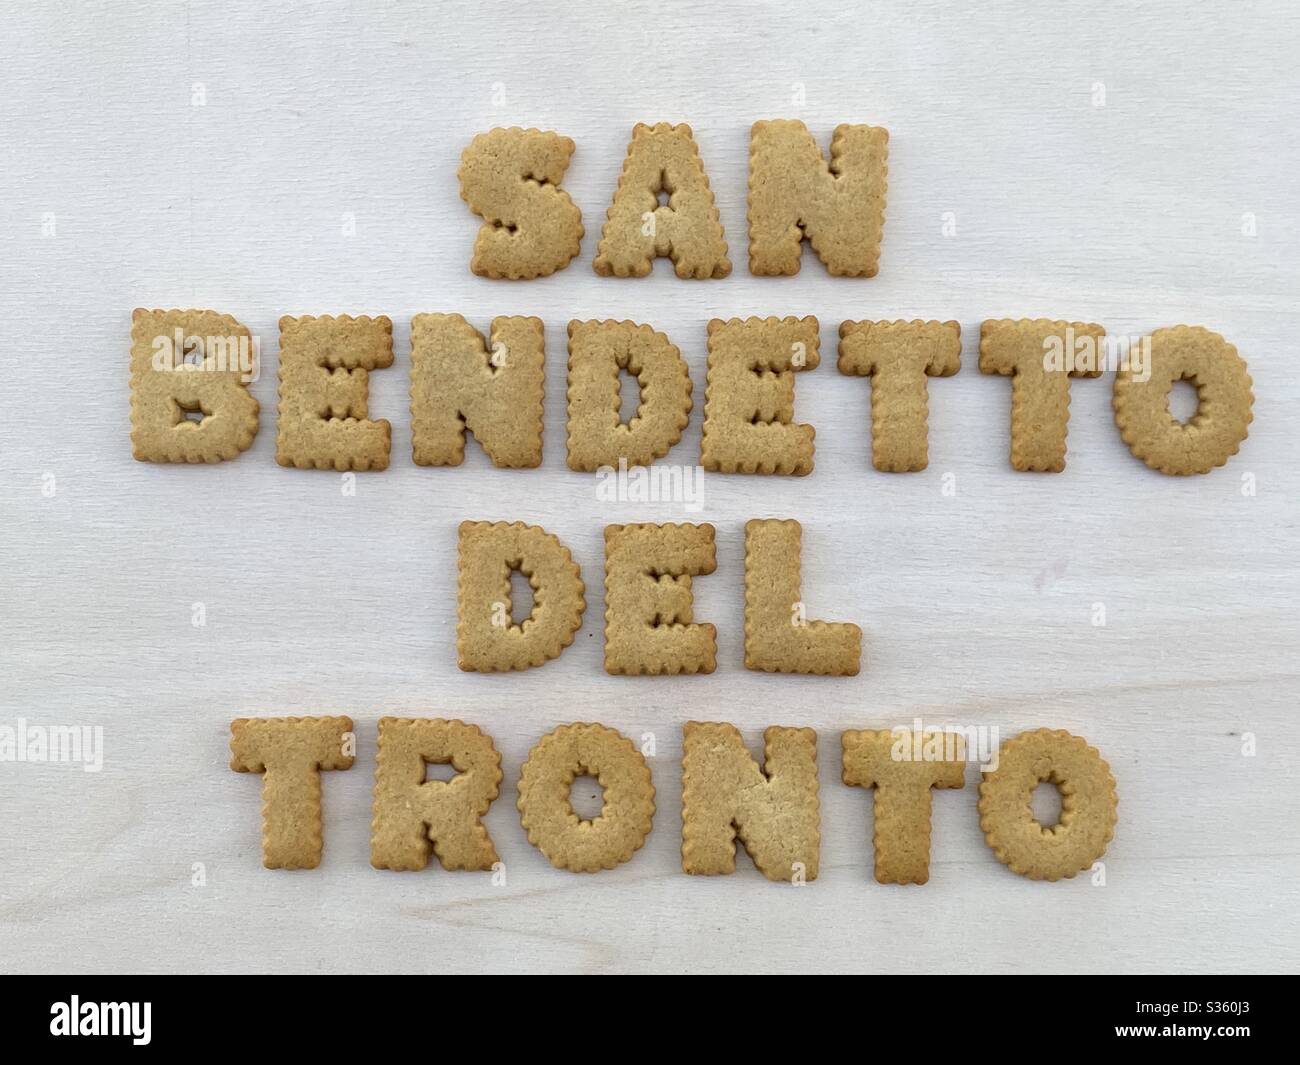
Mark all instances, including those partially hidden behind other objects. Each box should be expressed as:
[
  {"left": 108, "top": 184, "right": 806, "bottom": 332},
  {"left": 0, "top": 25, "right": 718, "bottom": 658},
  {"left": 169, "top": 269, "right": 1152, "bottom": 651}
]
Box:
[
  {"left": 509, "top": 567, "right": 535, "bottom": 627},
  {"left": 650, "top": 612, "right": 684, "bottom": 628},
  {"left": 655, "top": 169, "right": 673, "bottom": 208},
  {"left": 423, "top": 760, "right": 458, "bottom": 783},
  {"left": 618, "top": 367, "right": 643, "bottom": 425},
  {"left": 492, "top": 220, "right": 519, "bottom": 235},
  {"left": 174, "top": 399, "right": 209, "bottom": 425},
  {"left": 1032, "top": 780, "right": 1063, "bottom": 829},
  {"left": 1167, "top": 378, "right": 1201, "bottom": 424},
  {"left": 569, "top": 774, "right": 605, "bottom": 821}
]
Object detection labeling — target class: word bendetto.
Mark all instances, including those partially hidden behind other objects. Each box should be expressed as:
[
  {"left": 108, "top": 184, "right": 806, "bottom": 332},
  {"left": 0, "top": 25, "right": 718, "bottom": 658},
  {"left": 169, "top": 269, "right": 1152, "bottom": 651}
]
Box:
[{"left": 130, "top": 312, "right": 1252, "bottom": 478}]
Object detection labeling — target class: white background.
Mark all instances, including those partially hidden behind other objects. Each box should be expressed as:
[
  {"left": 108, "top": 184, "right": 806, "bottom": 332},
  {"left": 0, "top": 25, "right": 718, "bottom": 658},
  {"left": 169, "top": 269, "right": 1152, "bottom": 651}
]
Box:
[{"left": 1, "top": 0, "right": 1297, "bottom": 974}]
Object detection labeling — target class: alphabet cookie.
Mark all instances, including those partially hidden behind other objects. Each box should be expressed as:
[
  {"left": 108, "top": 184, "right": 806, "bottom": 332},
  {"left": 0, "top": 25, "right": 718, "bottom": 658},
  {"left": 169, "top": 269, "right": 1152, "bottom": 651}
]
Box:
[
  {"left": 681, "top": 721, "right": 820, "bottom": 881},
  {"left": 229, "top": 716, "right": 354, "bottom": 870},
  {"left": 603, "top": 522, "right": 717, "bottom": 675},
  {"left": 566, "top": 320, "right": 693, "bottom": 471},
  {"left": 744, "top": 518, "right": 861, "bottom": 675},
  {"left": 748, "top": 119, "right": 888, "bottom": 277},
  {"left": 979, "top": 318, "right": 1104, "bottom": 472},
  {"left": 371, "top": 718, "right": 502, "bottom": 871},
  {"left": 410, "top": 313, "right": 546, "bottom": 468},
  {"left": 842, "top": 728, "right": 965, "bottom": 884},
  {"left": 1113, "top": 325, "right": 1253, "bottom": 475},
  {"left": 594, "top": 122, "right": 730, "bottom": 279},
  {"left": 837, "top": 319, "right": 961, "bottom": 472},
  {"left": 516, "top": 722, "right": 655, "bottom": 872},
  {"left": 700, "top": 316, "right": 820, "bottom": 475},
  {"left": 458, "top": 128, "right": 584, "bottom": 279},
  {"left": 276, "top": 314, "right": 394, "bottom": 471},
  {"left": 130, "top": 308, "right": 259, "bottom": 463},
  {"left": 456, "top": 521, "right": 586, "bottom": 671},
  {"left": 978, "top": 728, "right": 1118, "bottom": 881}
]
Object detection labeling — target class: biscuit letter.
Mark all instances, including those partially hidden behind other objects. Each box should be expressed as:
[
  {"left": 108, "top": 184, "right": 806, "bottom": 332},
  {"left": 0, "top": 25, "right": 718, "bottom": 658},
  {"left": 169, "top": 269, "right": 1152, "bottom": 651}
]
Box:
[
  {"left": 458, "top": 127, "right": 584, "bottom": 279},
  {"left": 371, "top": 718, "right": 501, "bottom": 871},
  {"left": 978, "top": 728, "right": 1118, "bottom": 881},
  {"left": 744, "top": 518, "right": 861, "bottom": 675},
  {"left": 593, "top": 122, "right": 730, "bottom": 279},
  {"left": 276, "top": 314, "right": 393, "bottom": 471},
  {"left": 747, "top": 119, "right": 888, "bottom": 277},
  {"left": 603, "top": 523, "right": 716, "bottom": 675},
  {"left": 567, "top": 320, "right": 693, "bottom": 471},
  {"left": 517, "top": 723, "right": 655, "bottom": 872},
  {"left": 681, "top": 722, "right": 820, "bottom": 881},
  {"left": 700, "top": 316, "right": 819, "bottom": 475},
  {"left": 838, "top": 320, "right": 961, "bottom": 471},
  {"left": 410, "top": 314, "right": 545, "bottom": 467},
  {"left": 979, "top": 319, "right": 1104, "bottom": 472},
  {"left": 130, "top": 308, "right": 259, "bottom": 463},
  {"left": 1113, "top": 325, "right": 1253, "bottom": 475},
  {"left": 456, "top": 521, "right": 586, "bottom": 671},
  {"left": 229, "top": 716, "right": 354, "bottom": 870},
  {"left": 841, "top": 729, "right": 965, "bottom": 884}
]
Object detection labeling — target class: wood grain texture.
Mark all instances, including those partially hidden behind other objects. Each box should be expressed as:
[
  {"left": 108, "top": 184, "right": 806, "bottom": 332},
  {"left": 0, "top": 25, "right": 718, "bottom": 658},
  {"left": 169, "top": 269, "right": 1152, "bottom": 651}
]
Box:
[{"left": 1, "top": 0, "right": 1297, "bottom": 974}]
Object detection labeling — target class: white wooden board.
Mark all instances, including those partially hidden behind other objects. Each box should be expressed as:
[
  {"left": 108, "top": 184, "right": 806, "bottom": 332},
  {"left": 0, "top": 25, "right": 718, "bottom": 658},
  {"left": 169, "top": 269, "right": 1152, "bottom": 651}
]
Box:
[{"left": 1, "top": 0, "right": 1297, "bottom": 973}]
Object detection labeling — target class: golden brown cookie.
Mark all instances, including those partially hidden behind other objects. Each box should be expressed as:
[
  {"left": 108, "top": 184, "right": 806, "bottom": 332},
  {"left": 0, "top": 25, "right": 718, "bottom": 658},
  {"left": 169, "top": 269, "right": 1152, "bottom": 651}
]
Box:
[
  {"left": 456, "top": 521, "right": 586, "bottom": 672},
  {"left": 700, "top": 316, "right": 820, "bottom": 475},
  {"left": 978, "top": 728, "right": 1118, "bottom": 881},
  {"left": 744, "top": 518, "right": 861, "bottom": 675},
  {"left": 603, "top": 522, "right": 717, "bottom": 675},
  {"left": 979, "top": 318, "right": 1104, "bottom": 472},
  {"left": 410, "top": 313, "right": 545, "bottom": 467},
  {"left": 1113, "top": 325, "right": 1253, "bottom": 475},
  {"left": 837, "top": 319, "right": 961, "bottom": 472},
  {"left": 748, "top": 119, "right": 889, "bottom": 277},
  {"left": 566, "top": 320, "right": 693, "bottom": 471},
  {"left": 841, "top": 729, "right": 965, "bottom": 884},
  {"left": 593, "top": 122, "right": 730, "bottom": 279},
  {"left": 458, "top": 127, "right": 584, "bottom": 279},
  {"left": 130, "top": 308, "right": 259, "bottom": 463},
  {"left": 681, "top": 722, "right": 820, "bottom": 881},
  {"left": 229, "top": 716, "right": 354, "bottom": 870},
  {"left": 276, "top": 314, "right": 393, "bottom": 471},
  {"left": 516, "top": 722, "right": 655, "bottom": 872},
  {"left": 370, "top": 718, "right": 502, "bottom": 871}
]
